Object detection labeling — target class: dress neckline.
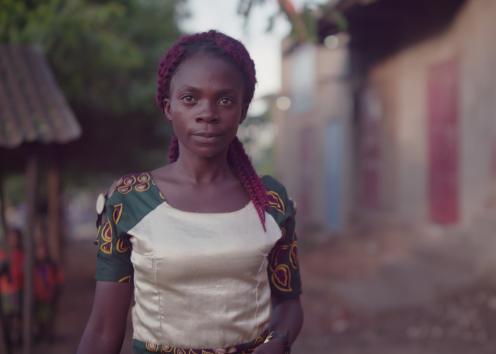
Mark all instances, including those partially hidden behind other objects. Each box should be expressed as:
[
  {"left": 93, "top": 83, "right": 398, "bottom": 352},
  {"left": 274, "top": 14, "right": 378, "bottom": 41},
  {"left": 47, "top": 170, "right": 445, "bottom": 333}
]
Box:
[{"left": 148, "top": 172, "right": 253, "bottom": 216}]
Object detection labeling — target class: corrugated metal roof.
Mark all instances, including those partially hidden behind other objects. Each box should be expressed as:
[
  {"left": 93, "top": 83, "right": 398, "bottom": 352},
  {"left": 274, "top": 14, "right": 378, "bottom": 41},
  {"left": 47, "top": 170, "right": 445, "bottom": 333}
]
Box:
[{"left": 0, "top": 45, "right": 81, "bottom": 148}]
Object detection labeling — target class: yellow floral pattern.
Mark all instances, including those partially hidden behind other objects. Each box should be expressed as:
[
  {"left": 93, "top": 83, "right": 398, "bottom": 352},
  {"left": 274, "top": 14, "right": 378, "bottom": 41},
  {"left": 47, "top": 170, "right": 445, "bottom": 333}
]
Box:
[{"left": 142, "top": 331, "right": 267, "bottom": 354}]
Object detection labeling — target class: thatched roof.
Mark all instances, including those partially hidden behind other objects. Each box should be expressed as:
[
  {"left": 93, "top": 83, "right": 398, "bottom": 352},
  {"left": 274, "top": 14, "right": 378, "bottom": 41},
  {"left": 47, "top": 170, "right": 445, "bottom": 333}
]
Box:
[{"left": 0, "top": 45, "right": 81, "bottom": 148}]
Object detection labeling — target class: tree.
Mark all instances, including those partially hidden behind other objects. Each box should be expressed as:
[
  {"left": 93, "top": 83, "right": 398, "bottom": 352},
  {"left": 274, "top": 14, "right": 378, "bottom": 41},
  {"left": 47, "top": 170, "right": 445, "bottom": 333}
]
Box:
[
  {"left": 237, "top": 0, "right": 347, "bottom": 43},
  {"left": 0, "top": 0, "right": 187, "bottom": 176}
]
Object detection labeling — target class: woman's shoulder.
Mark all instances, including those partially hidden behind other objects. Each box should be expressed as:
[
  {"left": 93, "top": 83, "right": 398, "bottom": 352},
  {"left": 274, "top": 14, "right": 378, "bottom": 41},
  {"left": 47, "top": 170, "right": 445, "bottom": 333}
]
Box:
[
  {"left": 106, "top": 171, "right": 155, "bottom": 201},
  {"left": 99, "top": 171, "right": 163, "bottom": 233},
  {"left": 260, "top": 175, "right": 288, "bottom": 196},
  {"left": 260, "top": 175, "right": 294, "bottom": 217}
]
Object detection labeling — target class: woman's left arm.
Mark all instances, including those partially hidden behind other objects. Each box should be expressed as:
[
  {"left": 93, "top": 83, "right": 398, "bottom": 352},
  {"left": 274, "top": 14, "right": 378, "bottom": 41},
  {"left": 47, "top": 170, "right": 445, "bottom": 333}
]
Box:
[
  {"left": 254, "top": 295, "right": 304, "bottom": 354},
  {"left": 259, "top": 176, "right": 304, "bottom": 353}
]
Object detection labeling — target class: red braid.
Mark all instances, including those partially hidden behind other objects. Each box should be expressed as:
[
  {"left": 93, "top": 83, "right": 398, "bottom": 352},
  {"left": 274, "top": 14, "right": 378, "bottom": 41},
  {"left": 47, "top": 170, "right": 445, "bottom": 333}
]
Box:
[
  {"left": 228, "top": 137, "right": 268, "bottom": 230},
  {"left": 168, "top": 135, "right": 179, "bottom": 162}
]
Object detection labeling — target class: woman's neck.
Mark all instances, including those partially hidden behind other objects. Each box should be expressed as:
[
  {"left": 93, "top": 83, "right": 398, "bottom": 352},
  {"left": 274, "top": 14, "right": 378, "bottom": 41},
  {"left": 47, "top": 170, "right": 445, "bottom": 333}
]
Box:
[{"left": 173, "top": 150, "right": 233, "bottom": 185}]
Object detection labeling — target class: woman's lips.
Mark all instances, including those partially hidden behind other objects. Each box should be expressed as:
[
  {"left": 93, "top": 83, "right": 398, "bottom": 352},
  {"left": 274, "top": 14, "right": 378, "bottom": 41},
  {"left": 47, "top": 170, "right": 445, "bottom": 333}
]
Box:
[{"left": 192, "top": 132, "right": 222, "bottom": 143}]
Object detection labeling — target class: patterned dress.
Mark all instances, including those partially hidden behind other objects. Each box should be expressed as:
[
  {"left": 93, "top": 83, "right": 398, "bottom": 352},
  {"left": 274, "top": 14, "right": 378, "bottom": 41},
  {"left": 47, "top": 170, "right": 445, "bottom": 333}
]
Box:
[{"left": 95, "top": 173, "right": 302, "bottom": 354}]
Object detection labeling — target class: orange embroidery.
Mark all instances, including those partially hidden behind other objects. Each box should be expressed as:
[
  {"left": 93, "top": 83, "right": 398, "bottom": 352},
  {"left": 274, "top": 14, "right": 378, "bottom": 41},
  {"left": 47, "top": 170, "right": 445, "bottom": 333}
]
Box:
[
  {"left": 101, "top": 218, "right": 112, "bottom": 242},
  {"left": 99, "top": 240, "right": 112, "bottom": 255},
  {"left": 145, "top": 342, "right": 160, "bottom": 352},
  {"left": 116, "top": 239, "right": 130, "bottom": 253},
  {"left": 117, "top": 175, "right": 136, "bottom": 194},
  {"left": 112, "top": 203, "right": 123, "bottom": 224},
  {"left": 137, "top": 172, "right": 150, "bottom": 183},
  {"left": 118, "top": 275, "right": 132, "bottom": 283},
  {"left": 271, "top": 264, "right": 292, "bottom": 292},
  {"left": 269, "top": 244, "right": 289, "bottom": 272},
  {"left": 135, "top": 182, "right": 150, "bottom": 192},
  {"left": 98, "top": 217, "right": 112, "bottom": 255},
  {"left": 135, "top": 172, "right": 151, "bottom": 192},
  {"left": 142, "top": 331, "right": 268, "bottom": 354},
  {"left": 290, "top": 241, "right": 299, "bottom": 270},
  {"left": 95, "top": 225, "right": 102, "bottom": 245},
  {"left": 253, "top": 335, "right": 265, "bottom": 346},
  {"left": 266, "top": 191, "right": 285, "bottom": 214},
  {"left": 116, "top": 173, "right": 151, "bottom": 194}
]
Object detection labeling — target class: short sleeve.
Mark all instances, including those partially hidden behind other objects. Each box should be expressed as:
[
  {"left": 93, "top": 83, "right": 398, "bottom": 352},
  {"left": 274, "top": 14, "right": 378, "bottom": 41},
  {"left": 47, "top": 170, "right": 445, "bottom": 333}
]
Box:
[
  {"left": 263, "top": 176, "right": 302, "bottom": 300},
  {"left": 94, "top": 190, "right": 133, "bottom": 283}
]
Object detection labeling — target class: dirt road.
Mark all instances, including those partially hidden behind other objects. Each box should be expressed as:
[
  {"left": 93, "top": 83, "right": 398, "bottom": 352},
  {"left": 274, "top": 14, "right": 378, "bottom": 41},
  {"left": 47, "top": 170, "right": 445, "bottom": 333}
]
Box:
[{"left": 16, "top": 222, "right": 496, "bottom": 354}]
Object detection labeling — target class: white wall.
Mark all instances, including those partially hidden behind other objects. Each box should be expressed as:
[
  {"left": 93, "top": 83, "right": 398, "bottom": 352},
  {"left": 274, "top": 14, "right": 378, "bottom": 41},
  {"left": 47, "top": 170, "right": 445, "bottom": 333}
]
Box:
[{"left": 363, "top": 0, "right": 496, "bottom": 226}]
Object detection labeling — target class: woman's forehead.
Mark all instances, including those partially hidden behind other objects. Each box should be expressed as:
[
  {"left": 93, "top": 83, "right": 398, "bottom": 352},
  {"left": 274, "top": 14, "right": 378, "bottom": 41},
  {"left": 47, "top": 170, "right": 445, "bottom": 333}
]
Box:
[{"left": 171, "top": 53, "right": 244, "bottom": 92}]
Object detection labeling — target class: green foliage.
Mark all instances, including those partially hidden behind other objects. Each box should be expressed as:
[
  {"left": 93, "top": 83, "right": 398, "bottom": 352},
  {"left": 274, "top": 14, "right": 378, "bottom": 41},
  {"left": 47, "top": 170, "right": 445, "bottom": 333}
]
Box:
[
  {"left": 2, "top": 174, "right": 25, "bottom": 206},
  {"left": 0, "top": 0, "right": 187, "bottom": 114},
  {"left": 0, "top": 0, "right": 187, "bottom": 175},
  {"left": 237, "top": 0, "right": 348, "bottom": 43}
]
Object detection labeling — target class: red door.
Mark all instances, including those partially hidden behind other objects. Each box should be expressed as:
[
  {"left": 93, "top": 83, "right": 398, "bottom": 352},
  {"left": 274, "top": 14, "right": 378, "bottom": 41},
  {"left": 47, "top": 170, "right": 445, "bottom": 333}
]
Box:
[{"left": 428, "top": 59, "right": 459, "bottom": 224}]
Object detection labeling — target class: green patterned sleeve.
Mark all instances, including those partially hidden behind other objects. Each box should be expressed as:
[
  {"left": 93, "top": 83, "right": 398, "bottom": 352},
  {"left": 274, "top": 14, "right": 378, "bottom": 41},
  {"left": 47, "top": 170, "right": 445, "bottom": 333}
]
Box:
[
  {"left": 263, "top": 176, "right": 302, "bottom": 299},
  {"left": 95, "top": 190, "right": 133, "bottom": 283}
]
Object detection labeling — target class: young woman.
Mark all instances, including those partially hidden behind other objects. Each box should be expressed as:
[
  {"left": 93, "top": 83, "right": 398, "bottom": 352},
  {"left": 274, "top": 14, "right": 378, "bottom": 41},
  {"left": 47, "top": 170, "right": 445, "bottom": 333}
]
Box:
[
  {"left": 78, "top": 30, "right": 303, "bottom": 354},
  {"left": 0, "top": 228, "right": 24, "bottom": 348}
]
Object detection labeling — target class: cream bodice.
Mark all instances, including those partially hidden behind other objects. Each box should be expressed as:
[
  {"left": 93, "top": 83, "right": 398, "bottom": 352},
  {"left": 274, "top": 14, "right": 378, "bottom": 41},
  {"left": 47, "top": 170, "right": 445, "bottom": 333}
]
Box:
[{"left": 127, "top": 200, "right": 282, "bottom": 348}]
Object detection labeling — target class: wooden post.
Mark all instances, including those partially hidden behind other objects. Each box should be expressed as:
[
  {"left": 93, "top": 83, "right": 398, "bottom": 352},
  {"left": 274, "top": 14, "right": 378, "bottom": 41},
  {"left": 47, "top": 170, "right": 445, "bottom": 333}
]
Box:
[
  {"left": 47, "top": 159, "right": 61, "bottom": 263},
  {"left": 0, "top": 171, "right": 7, "bottom": 245},
  {"left": 23, "top": 155, "right": 38, "bottom": 354},
  {"left": 0, "top": 308, "right": 9, "bottom": 354},
  {"left": 0, "top": 173, "right": 10, "bottom": 354}
]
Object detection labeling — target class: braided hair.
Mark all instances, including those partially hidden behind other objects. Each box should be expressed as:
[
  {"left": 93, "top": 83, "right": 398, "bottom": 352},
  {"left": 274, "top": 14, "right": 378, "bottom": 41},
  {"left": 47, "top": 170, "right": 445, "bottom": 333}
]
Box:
[{"left": 156, "top": 30, "right": 268, "bottom": 229}]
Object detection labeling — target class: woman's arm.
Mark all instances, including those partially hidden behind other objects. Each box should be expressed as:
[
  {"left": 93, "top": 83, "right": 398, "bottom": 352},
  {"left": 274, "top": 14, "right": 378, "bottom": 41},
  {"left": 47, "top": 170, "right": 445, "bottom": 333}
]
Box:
[
  {"left": 270, "top": 295, "right": 304, "bottom": 344},
  {"left": 77, "top": 281, "right": 133, "bottom": 354},
  {"left": 254, "top": 295, "right": 304, "bottom": 354}
]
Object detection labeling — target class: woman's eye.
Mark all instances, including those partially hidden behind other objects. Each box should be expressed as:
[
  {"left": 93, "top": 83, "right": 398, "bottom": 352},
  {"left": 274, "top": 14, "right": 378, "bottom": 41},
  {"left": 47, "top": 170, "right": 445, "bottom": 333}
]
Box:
[
  {"left": 219, "top": 97, "right": 233, "bottom": 106},
  {"left": 181, "top": 95, "right": 196, "bottom": 104}
]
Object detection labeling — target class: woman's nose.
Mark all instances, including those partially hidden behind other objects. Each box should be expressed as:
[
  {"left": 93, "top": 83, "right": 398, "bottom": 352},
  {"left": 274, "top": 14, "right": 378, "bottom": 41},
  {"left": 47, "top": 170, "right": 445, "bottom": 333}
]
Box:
[{"left": 195, "top": 101, "right": 219, "bottom": 124}]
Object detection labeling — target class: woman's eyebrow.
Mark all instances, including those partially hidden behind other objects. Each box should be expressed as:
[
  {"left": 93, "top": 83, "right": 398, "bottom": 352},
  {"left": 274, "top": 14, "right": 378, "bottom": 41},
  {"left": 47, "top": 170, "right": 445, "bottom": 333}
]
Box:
[
  {"left": 176, "top": 85, "right": 200, "bottom": 93},
  {"left": 217, "top": 88, "right": 238, "bottom": 94},
  {"left": 176, "top": 86, "right": 240, "bottom": 95}
]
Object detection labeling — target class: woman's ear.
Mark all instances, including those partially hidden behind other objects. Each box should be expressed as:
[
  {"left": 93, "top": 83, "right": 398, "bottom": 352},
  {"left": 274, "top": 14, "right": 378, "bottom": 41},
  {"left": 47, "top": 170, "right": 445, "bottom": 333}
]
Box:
[
  {"left": 163, "top": 98, "right": 172, "bottom": 122},
  {"left": 240, "top": 107, "right": 248, "bottom": 124}
]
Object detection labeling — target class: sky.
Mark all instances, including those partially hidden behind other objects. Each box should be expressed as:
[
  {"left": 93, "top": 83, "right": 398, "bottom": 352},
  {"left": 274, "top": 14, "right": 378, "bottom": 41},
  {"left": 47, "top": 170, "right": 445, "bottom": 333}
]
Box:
[
  {"left": 180, "top": 1, "right": 328, "bottom": 157},
  {"left": 181, "top": 0, "right": 326, "bottom": 101}
]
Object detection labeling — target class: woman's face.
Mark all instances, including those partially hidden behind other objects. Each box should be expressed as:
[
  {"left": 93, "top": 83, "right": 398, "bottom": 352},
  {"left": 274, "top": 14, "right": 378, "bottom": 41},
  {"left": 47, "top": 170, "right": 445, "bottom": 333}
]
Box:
[{"left": 164, "top": 53, "right": 245, "bottom": 159}]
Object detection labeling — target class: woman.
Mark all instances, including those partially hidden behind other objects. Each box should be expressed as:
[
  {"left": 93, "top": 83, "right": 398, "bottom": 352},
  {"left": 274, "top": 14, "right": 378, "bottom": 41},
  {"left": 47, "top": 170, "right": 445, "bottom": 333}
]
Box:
[
  {"left": 0, "top": 227, "right": 24, "bottom": 348},
  {"left": 78, "top": 30, "right": 303, "bottom": 354}
]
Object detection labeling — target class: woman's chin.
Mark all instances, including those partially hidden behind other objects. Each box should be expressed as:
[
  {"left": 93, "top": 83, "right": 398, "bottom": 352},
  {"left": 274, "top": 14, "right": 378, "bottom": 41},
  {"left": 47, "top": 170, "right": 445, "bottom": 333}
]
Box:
[{"left": 192, "top": 146, "right": 229, "bottom": 160}]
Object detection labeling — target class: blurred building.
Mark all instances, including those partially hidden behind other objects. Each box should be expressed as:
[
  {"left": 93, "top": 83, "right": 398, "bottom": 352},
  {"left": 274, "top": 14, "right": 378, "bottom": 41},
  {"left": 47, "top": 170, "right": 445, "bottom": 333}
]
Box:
[
  {"left": 274, "top": 38, "right": 353, "bottom": 233},
  {"left": 0, "top": 44, "right": 81, "bottom": 353},
  {"left": 274, "top": 0, "right": 496, "bottom": 232}
]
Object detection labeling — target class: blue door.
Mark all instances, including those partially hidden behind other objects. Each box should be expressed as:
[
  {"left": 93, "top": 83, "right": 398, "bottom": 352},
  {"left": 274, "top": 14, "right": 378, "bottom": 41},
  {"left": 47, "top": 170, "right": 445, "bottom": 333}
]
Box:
[{"left": 325, "top": 121, "right": 344, "bottom": 232}]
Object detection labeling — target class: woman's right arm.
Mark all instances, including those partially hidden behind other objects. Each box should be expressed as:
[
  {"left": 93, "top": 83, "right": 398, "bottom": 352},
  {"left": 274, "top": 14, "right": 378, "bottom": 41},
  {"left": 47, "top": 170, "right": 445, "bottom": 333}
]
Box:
[{"left": 77, "top": 281, "right": 133, "bottom": 354}]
